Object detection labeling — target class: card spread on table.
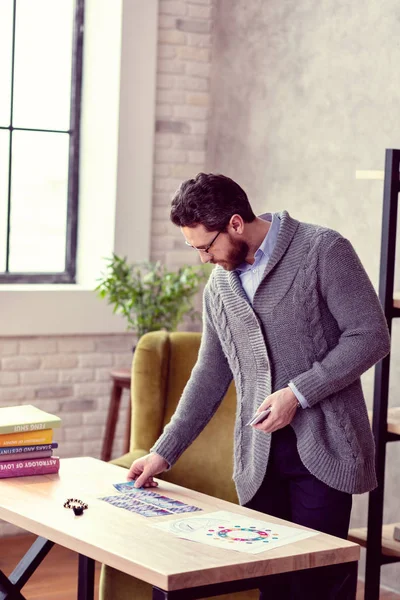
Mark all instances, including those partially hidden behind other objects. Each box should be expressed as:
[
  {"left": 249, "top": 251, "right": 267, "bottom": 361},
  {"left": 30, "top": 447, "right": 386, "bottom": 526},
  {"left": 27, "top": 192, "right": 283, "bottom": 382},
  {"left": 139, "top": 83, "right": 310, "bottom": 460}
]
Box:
[
  {"left": 151, "top": 510, "right": 318, "bottom": 554},
  {"left": 99, "top": 482, "right": 202, "bottom": 517}
]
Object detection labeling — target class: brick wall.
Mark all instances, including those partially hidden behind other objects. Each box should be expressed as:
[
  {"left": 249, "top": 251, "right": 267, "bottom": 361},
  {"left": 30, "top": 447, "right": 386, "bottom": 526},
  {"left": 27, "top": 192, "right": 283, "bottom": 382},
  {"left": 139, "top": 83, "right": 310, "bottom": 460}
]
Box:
[
  {"left": 0, "top": 0, "right": 213, "bottom": 537},
  {"left": 152, "top": 0, "right": 213, "bottom": 268}
]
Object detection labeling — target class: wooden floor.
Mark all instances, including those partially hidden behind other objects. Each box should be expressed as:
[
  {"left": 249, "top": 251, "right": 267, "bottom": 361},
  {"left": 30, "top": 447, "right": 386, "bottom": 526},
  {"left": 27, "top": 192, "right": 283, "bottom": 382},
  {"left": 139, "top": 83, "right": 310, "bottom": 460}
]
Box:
[
  {"left": 0, "top": 535, "right": 101, "bottom": 600},
  {"left": 0, "top": 534, "right": 399, "bottom": 599}
]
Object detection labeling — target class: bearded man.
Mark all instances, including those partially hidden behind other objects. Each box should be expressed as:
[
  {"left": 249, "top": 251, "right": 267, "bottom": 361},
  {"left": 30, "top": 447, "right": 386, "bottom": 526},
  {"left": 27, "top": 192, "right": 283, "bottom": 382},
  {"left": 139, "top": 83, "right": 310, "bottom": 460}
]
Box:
[{"left": 128, "top": 172, "right": 390, "bottom": 600}]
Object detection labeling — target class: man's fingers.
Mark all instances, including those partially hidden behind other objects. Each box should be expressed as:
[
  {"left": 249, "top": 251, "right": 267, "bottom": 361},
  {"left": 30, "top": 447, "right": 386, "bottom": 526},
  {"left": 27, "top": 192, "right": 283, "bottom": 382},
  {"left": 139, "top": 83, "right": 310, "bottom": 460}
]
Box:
[
  {"left": 142, "top": 478, "right": 159, "bottom": 488},
  {"left": 255, "top": 415, "right": 279, "bottom": 433},
  {"left": 127, "top": 453, "right": 167, "bottom": 487},
  {"left": 134, "top": 474, "right": 146, "bottom": 488},
  {"left": 134, "top": 468, "right": 153, "bottom": 488},
  {"left": 127, "top": 468, "right": 139, "bottom": 481}
]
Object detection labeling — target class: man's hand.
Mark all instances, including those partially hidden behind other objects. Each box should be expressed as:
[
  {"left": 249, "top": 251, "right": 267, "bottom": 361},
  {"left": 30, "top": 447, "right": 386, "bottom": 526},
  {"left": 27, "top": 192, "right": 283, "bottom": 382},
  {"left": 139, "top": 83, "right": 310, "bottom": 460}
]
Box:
[
  {"left": 253, "top": 387, "right": 299, "bottom": 433},
  {"left": 127, "top": 453, "right": 169, "bottom": 488}
]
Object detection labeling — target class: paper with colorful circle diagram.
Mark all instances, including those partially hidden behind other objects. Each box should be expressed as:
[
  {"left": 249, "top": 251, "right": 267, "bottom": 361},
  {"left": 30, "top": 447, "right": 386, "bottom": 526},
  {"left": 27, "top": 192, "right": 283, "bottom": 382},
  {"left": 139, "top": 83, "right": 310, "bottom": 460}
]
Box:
[{"left": 151, "top": 510, "right": 318, "bottom": 554}]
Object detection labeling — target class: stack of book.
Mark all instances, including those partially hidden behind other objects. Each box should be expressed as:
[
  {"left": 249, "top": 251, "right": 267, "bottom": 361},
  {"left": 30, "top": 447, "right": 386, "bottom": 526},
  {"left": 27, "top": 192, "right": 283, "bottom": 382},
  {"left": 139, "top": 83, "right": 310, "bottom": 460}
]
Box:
[{"left": 0, "top": 404, "right": 61, "bottom": 479}]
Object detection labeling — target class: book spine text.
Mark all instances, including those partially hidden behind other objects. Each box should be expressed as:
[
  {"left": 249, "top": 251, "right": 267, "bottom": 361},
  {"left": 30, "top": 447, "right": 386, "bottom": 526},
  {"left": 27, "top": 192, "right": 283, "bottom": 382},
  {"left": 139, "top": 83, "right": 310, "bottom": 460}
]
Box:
[
  {"left": 0, "top": 430, "right": 53, "bottom": 448},
  {"left": 0, "top": 457, "right": 60, "bottom": 478},
  {"left": 0, "top": 443, "right": 58, "bottom": 455},
  {"left": 0, "top": 420, "right": 60, "bottom": 435}
]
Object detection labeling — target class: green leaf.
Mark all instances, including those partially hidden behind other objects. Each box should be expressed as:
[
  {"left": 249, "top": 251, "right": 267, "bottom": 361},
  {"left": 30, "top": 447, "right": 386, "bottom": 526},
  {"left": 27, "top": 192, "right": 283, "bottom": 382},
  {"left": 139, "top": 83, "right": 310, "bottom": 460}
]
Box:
[{"left": 95, "top": 255, "right": 209, "bottom": 337}]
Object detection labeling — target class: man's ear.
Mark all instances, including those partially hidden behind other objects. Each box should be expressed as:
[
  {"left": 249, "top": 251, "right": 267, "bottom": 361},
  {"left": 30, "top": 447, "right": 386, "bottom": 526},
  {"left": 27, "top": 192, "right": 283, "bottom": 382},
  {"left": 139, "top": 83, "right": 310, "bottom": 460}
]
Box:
[{"left": 229, "top": 214, "right": 245, "bottom": 234}]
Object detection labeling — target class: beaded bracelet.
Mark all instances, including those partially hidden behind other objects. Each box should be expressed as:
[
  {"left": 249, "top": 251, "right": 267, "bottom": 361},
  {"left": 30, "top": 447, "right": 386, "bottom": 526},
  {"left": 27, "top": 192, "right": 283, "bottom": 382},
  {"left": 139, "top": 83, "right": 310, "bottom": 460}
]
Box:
[{"left": 64, "top": 498, "right": 88, "bottom": 516}]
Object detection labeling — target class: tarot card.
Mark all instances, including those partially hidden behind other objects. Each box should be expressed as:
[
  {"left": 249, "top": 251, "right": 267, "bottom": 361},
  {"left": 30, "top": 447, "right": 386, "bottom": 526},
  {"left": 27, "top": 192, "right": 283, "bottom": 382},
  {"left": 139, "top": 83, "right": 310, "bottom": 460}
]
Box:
[
  {"left": 142, "top": 494, "right": 185, "bottom": 508},
  {"left": 129, "top": 491, "right": 201, "bottom": 512},
  {"left": 144, "top": 494, "right": 201, "bottom": 512},
  {"left": 109, "top": 484, "right": 202, "bottom": 515},
  {"left": 162, "top": 504, "right": 202, "bottom": 514},
  {"left": 113, "top": 480, "right": 142, "bottom": 493},
  {"left": 100, "top": 494, "right": 171, "bottom": 517},
  {"left": 125, "top": 498, "right": 171, "bottom": 517}
]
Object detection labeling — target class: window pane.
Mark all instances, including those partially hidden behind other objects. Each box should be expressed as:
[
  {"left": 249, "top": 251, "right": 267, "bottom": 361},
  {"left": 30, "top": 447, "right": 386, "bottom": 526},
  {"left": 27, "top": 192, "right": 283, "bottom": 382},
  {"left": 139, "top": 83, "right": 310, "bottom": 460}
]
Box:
[
  {"left": 13, "top": 0, "right": 75, "bottom": 131},
  {"left": 0, "top": 131, "right": 10, "bottom": 271},
  {"left": 9, "top": 130, "right": 69, "bottom": 272},
  {"left": 0, "top": 0, "right": 13, "bottom": 126}
]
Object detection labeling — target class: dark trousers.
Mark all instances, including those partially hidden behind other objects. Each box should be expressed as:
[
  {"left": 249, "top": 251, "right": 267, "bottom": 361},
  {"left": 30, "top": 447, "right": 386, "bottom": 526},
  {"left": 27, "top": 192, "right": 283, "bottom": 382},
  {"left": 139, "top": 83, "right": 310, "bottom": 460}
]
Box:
[{"left": 244, "top": 425, "right": 357, "bottom": 600}]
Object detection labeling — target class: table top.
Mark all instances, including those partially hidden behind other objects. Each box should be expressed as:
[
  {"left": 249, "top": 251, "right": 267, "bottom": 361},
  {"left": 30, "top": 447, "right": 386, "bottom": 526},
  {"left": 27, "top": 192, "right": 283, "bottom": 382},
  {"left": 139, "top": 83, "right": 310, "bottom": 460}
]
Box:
[{"left": 0, "top": 457, "right": 360, "bottom": 591}]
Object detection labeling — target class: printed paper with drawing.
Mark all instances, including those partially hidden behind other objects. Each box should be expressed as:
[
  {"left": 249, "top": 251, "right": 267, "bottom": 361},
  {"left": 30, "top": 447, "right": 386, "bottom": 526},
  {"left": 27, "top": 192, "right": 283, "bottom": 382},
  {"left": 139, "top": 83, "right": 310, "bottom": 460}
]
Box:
[{"left": 151, "top": 510, "right": 318, "bottom": 554}]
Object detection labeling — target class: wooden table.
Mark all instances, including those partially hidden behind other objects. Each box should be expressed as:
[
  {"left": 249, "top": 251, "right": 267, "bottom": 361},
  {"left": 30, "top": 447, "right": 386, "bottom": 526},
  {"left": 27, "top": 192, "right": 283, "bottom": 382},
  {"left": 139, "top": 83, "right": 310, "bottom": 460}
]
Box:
[{"left": 0, "top": 457, "right": 360, "bottom": 599}]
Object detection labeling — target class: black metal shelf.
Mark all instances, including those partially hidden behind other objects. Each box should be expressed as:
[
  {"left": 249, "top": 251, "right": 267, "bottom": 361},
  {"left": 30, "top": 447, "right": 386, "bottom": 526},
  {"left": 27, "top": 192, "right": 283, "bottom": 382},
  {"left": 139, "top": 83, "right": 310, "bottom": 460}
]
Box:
[
  {"left": 348, "top": 523, "right": 400, "bottom": 566},
  {"left": 350, "top": 149, "right": 400, "bottom": 600}
]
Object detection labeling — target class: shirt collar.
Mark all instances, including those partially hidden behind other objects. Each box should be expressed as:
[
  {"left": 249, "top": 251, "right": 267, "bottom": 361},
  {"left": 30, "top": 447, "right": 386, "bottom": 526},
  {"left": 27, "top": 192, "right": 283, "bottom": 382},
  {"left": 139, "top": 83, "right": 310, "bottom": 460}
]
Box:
[{"left": 235, "top": 213, "right": 278, "bottom": 273}]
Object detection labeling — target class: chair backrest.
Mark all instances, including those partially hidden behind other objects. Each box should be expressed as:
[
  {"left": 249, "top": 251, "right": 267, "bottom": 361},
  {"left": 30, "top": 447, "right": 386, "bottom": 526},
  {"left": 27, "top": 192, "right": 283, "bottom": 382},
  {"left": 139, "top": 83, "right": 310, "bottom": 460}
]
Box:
[{"left": 130, "top": 331, "right": 238, "bottom": 503}]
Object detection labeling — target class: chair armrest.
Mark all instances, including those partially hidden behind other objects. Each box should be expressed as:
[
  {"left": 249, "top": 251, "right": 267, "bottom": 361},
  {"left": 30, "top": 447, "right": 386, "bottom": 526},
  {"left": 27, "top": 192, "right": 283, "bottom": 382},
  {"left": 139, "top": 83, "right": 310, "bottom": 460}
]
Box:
[{"left": 109, "top": 448, "right": 149, "bottom": 469}]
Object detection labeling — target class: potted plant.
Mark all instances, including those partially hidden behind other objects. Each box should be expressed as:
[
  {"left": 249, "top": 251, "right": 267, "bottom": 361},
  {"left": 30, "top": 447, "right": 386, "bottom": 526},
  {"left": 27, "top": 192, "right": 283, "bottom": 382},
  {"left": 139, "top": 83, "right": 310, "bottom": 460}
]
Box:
[{"left": 95, "top": 254, "right": 209, "bottom": 340}]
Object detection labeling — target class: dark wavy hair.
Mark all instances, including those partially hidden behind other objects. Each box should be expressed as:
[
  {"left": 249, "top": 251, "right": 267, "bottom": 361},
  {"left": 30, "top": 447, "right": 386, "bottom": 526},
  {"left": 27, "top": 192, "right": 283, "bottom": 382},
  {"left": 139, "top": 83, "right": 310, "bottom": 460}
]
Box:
[{"left": 170, "top": 173, "right": 256, "bottom": 232}]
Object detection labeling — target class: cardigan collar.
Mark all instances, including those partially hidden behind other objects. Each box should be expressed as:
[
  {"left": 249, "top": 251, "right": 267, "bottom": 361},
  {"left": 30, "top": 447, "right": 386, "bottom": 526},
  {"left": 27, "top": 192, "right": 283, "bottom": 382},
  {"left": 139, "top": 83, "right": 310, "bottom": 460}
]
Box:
[{"left": 226, "top": 210, "right": 300, "bottom": 295}]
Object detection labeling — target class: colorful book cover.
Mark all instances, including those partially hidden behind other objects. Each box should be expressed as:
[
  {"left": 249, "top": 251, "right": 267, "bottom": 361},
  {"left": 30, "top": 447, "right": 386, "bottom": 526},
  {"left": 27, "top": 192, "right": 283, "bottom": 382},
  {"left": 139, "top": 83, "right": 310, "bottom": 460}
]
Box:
[
  {"left": 0, "top": 450, "right": 53, "bottom": 462},
  {"left": 0, "top": 456, "right": 60, "bottom": 479},
  {"left": 0, "top": 429, "right": 53, "bottom": 448},
  {"left": 0, "top": 404, "right": 61, "bottom": 435},
  {"left": 0, "top": 442, "right": 58, "bottom": 456}
]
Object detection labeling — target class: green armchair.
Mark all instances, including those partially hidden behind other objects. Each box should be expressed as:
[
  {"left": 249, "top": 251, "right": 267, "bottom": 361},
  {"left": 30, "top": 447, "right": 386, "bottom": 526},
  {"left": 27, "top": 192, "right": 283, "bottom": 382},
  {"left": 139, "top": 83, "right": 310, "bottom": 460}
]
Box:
[{"left": 99, "top": 330, "right": 258, "bottom": 600}]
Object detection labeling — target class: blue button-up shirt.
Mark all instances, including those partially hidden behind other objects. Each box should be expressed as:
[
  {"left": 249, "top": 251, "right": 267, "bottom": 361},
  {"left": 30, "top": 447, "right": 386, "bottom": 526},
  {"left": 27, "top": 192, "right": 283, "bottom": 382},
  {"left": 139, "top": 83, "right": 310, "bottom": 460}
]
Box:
[
  {"left": 236, "top": 213, "right": 280, "bottom": 301},
  {"left": 236, "top": 213, "right": 308, "bottom": 408}
]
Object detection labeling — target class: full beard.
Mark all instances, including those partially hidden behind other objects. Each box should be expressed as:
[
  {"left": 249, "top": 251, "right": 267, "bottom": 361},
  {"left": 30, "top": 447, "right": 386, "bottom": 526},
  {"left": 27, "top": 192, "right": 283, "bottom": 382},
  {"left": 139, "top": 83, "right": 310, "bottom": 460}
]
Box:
[{"left": 213, "top": 238, "right": 249, "bottom": 271}]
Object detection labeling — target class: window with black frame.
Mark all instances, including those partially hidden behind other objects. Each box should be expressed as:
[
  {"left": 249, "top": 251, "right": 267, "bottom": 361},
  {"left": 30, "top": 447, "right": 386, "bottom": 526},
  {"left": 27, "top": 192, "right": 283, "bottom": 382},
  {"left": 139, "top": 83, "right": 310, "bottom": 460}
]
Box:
[{"left": 0, "top": 0, "right": 84, "bottom": 284}]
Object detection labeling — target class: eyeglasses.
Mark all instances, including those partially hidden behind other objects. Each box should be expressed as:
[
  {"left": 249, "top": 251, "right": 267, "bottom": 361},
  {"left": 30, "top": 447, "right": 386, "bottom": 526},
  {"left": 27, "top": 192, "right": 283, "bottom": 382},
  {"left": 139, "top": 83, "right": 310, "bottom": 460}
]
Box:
[{"left": 185, "top": 230, "right": 222, "bottom": 254}]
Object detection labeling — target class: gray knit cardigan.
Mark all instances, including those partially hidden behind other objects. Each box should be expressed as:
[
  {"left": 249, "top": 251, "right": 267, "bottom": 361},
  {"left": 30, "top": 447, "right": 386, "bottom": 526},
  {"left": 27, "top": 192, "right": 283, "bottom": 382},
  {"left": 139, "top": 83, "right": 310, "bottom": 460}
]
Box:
[{"left": 151, "top": 211, "right": 390, "bottom": 505}]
